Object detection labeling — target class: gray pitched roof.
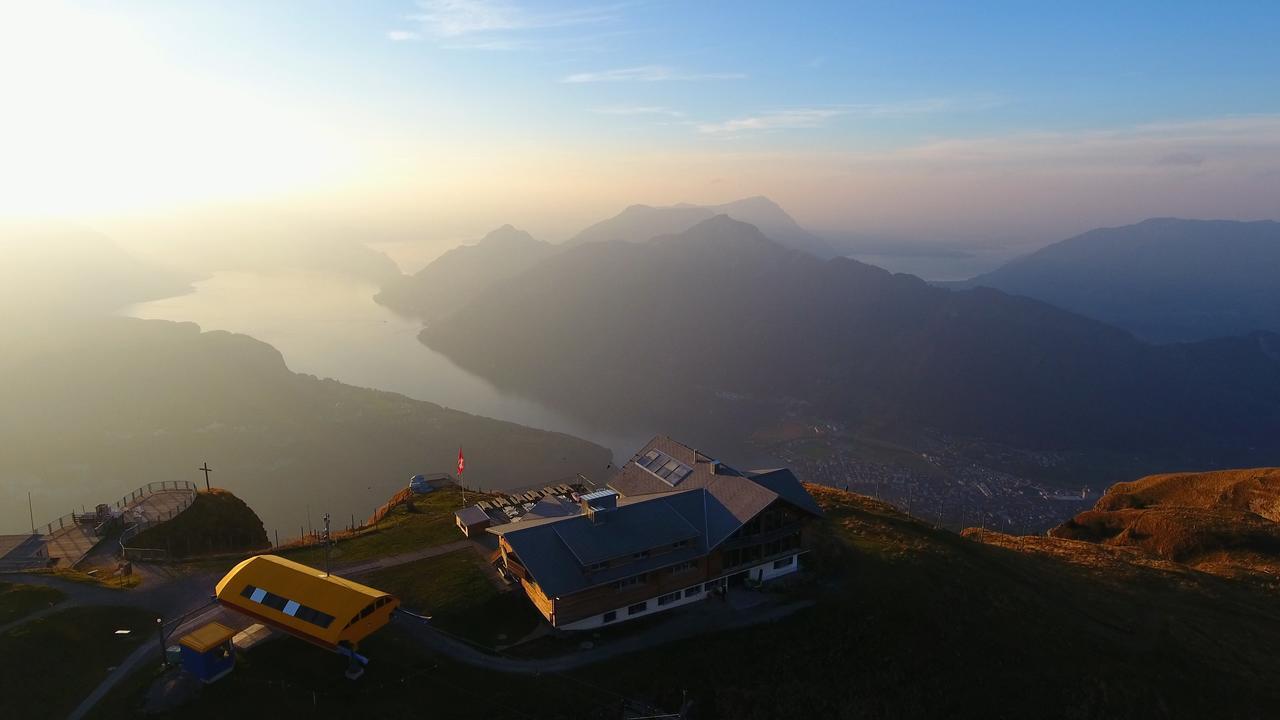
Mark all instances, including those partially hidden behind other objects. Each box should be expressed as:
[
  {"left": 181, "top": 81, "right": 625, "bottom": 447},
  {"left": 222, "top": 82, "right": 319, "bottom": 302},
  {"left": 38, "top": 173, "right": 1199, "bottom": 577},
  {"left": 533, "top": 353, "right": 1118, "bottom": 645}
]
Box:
[
  {"left": 454, "top": 505, "right": 491, "bottom": 526},
  {"left": 492, "top": 435, "right": 822, "bottom": 598},
  {"left": 552, "top": 500, "right": 701, "bottom": 566},
  {"left": 746, "top": 468, "right": 824, "bottom": 517}
]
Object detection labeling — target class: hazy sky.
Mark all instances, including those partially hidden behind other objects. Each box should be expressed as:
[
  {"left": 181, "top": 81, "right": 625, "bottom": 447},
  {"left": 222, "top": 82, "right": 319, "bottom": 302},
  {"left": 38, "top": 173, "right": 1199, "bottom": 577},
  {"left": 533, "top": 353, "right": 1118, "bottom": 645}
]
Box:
[{"left": 3, "top": 1, "right": 1279, "bottom": 250}]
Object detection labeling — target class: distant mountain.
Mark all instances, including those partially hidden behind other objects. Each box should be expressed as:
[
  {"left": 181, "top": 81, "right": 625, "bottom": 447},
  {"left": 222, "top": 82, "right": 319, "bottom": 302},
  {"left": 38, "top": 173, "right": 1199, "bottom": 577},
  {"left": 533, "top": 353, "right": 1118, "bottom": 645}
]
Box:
[
  {"left": 565, "top": 196, "right": 838, "bottom": 258},
  {"left": 421, "top": 215, "right": 1280, "bottom": 465},
  {"left": 375, "top": 225, "right": 555, "bottom": 322},
  {"left": 0, "top": 317, "right": 609, "bottom": 534},
  {"left": 0, "top": 224, "right": 192, "bottom": 315},
  {"left": 964, "top": 218, "right": 1280, "bottom": 342}
]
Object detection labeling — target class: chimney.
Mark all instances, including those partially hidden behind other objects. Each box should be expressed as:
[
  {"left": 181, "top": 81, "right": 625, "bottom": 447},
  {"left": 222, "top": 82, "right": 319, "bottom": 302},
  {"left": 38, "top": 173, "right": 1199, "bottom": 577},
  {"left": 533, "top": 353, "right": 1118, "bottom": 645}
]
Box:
[
  {"left": 709, "top": 460, "right": 721, "bottom": 475},
  {"left": 580, "top": 489, "right": 619, "bottom": 524}
]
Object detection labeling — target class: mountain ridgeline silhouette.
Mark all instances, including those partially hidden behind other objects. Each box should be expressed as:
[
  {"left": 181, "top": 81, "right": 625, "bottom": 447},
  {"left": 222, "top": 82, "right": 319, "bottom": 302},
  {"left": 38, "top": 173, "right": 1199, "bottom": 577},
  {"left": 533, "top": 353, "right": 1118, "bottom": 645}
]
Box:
[
  {"left": 418, "top": 215, "right": 1280, "bottom": 465},
  {"left": 375, "top": 224, "right": 556, "bottom": 322},
  {"left": 565, "top": 196, "right": 839, "bottom": 259},
  {"left": 965, "top": 218, "right": 1280, "bottom": 342}
]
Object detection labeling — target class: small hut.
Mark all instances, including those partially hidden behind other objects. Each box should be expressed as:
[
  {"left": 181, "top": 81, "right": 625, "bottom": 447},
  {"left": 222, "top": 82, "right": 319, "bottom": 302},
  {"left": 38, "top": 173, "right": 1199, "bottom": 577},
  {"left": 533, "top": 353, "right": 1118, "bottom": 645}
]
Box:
[{"left": 179, "top": 622, "right": 237, "bottom": 683}]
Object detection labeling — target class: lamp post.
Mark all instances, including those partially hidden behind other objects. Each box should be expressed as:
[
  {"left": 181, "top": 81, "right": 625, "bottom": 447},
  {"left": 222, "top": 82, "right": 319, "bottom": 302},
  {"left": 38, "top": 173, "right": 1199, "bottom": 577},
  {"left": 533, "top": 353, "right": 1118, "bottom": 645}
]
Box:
[{"left": 156, "top": 617, "right": 167, "bottom": 669}]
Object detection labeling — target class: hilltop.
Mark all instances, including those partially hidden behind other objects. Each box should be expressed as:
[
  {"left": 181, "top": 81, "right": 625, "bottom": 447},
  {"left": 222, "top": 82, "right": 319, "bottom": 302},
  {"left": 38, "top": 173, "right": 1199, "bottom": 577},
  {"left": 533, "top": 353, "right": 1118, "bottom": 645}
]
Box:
[
  {"left": 130, "top": 489, "right": 270, "bottom": 559},
  {"left": 1049, "top": 468, "right": 1280, "bottom": 581},
  {"left": 965, "top": 218, "right": 1280, "bottom": 342},
  {"left": 93, "top": 482, "right": 1280, "bottom": 719}
]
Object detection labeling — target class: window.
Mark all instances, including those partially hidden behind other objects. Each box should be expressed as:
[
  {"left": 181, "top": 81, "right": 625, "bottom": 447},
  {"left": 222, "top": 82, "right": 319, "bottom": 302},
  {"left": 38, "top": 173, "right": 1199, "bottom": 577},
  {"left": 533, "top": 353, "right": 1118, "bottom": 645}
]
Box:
[
  {"left": 773, "top": 556, "right": 795, "bottom": 569},
  {"left": 704, "top": 581, "right": 719, "bottom": 592},
  {"left": 685, "top": 585, "right": 702, "bottom": 598},
  {"left": 657, "top": 592, "right": 680, "bottom": 606},
  {"left": 632, "top": 550, "right": 650, "bottom": 560},
  {"left": 668, "top": 561, "right": 695, "bottom": 575},
  {"left": 602, "top": 611, "right": 617, "bottom": 623},
  {"left": 586, "top": 561, "right": 608, "bottom": 572},
  {"left": 628, "top": 602, "right": 647, "bottom": 616},
  {"left": 672, "top": 539, "right": 690, "bottom": 549},
  {"left": 238, "top": 585, "right": 333, "bottom": 629},
  {"left": 613, "top": 574, "right": 646, "bottom": 591}
]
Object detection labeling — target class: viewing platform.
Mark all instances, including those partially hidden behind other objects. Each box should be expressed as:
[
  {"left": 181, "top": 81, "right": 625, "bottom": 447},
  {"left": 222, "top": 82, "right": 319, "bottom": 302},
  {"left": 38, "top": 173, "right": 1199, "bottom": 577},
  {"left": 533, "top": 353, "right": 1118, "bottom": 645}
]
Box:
[{"left": 0, "top": 481, "right": 198, "bottom": 572}]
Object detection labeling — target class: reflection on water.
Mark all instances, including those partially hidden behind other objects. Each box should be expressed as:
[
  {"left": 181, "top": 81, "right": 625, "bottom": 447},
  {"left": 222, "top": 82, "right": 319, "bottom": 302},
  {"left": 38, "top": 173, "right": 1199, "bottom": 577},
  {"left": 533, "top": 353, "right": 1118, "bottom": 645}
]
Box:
[{"left": 125, "top": 271, "right": 649, "bottom": 462}]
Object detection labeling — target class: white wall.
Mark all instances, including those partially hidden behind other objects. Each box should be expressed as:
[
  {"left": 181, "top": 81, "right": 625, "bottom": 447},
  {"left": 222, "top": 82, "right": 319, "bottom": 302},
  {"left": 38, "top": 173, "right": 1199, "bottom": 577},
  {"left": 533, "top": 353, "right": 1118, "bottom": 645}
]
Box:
[
  {"left": 559, "top": 581, "right": 709, "bottom": 631},
  {"left": 747, "top": 553, "right": 799, "bottom": 583}
]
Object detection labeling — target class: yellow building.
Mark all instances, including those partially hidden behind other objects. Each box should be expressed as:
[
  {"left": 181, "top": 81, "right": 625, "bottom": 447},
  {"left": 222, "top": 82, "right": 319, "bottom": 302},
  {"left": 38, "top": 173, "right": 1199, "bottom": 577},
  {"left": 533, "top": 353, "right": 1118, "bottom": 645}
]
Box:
[{"left": 215, "top": 554, "right": 398, "bottom": 650}]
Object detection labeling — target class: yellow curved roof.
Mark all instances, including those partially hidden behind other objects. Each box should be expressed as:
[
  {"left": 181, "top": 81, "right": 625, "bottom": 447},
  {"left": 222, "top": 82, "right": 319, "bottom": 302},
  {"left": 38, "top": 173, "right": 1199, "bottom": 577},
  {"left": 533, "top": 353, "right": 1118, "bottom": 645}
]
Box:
[{"left": 215, "top": 554, "right": 394, "bottom": 647}]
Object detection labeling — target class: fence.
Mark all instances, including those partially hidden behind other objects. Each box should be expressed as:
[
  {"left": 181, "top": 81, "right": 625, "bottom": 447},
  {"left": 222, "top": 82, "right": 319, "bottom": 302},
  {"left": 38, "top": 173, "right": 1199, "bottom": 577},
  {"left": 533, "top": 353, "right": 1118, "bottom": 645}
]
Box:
[
  {"left": 34, "top": 481, "right": 200, "bottom": 538},
  {"left": 117, "top": 481, "right": 199, "bottom": 563}
]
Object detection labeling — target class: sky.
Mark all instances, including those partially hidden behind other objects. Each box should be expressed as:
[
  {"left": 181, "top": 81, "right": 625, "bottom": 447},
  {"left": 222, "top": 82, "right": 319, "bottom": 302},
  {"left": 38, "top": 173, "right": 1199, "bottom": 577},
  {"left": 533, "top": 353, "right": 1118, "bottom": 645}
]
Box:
[{"left": 2, "top": 0, "right": 1279, "bottom": 255}]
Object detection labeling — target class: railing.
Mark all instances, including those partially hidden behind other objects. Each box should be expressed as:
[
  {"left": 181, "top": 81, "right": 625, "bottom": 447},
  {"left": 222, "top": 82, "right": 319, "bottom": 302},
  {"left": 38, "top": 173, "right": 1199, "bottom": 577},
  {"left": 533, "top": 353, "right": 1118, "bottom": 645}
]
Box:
[{"left": 116, "top": 481, "right": 199, "bottom": 563}]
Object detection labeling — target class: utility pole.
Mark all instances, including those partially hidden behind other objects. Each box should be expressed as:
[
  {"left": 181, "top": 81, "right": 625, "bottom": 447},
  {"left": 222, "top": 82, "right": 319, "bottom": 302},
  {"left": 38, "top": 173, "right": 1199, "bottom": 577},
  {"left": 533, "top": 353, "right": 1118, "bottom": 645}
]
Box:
[
  {"left": 198, "top": 462, "right": 213, "bottom": 492},
  {"left": 28, "top": 491, "right": 35, "bottom": 535},
  {"left": 322, "top": 513, "right": 331, "bottom": 577}
]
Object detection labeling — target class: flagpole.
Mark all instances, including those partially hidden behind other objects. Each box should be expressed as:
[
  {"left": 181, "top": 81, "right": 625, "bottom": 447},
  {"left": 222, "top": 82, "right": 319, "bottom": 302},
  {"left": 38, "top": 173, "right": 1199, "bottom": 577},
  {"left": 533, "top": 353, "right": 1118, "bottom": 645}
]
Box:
[{"left": 458, "top": 447, "right": 466, "bottom": 507}]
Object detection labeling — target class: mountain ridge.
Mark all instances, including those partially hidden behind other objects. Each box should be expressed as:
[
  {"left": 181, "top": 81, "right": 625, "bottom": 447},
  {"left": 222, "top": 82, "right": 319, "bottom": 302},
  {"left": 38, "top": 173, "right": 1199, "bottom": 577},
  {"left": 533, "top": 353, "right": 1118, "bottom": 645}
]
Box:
[
  {"left": 964, "top": 217, "right": 1280, "bottom": 342},
  {"left": 419, "top": 215, "right": 1280, "bottom": 470}
]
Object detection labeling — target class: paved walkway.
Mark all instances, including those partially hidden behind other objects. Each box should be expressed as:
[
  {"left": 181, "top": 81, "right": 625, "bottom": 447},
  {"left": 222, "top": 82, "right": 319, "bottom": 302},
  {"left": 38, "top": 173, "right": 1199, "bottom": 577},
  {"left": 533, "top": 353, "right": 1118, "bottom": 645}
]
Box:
[{"left": 331, "top": 540, "right": 475, "bottom": 577}]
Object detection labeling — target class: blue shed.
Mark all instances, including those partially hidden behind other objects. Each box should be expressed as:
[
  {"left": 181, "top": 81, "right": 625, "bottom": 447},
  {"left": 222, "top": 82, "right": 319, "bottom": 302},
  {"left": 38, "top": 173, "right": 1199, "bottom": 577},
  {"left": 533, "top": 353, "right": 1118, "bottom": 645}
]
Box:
[{"left": 179, "top": 622, "right": 237, "bottom": 683}]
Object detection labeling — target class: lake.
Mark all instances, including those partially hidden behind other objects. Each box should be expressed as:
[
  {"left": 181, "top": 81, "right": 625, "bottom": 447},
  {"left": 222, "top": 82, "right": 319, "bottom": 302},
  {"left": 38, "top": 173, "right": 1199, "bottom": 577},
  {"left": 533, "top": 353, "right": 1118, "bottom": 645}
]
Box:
[{"left": 125, "top": 270, "right": 652, "bottom": 466}]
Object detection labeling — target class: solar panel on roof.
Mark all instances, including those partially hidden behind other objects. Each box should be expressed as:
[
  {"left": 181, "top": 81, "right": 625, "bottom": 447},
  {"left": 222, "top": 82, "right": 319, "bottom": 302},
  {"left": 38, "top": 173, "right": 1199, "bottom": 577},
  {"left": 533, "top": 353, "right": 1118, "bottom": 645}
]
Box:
[{"left": 634, "top": 450, "right": 693, "bottom": 486}]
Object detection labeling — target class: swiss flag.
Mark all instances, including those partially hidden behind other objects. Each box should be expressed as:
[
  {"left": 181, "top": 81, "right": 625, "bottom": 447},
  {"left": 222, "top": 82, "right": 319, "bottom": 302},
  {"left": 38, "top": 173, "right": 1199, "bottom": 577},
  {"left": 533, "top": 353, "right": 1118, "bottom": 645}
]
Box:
[{"left": 457, "top": 448, "right": 465, "bottom": 476}]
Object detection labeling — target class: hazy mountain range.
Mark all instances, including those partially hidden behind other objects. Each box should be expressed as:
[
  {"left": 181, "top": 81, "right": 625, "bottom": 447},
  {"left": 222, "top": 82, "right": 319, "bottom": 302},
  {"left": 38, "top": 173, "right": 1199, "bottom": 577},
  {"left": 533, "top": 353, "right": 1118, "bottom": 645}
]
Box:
[
  {"left": 0, "top": 316, "right": 608, "bottom": 534},
  {"left": 375, "top": 224, "right": 556, "bottom": 322},
  {"left": 375, "top": 196, "right": 836, "bottom": 322},
  {"left": 963, "top": 218, "right": 1280, "bottom": 342},
  {"left": 0, "top": 225, "right": 194, "bottom": 314},
  {"left": 566, "top": 196, "right": 839, "bottom": 259},
  {"left": 413, "top": 215, "right": 1280, "bottom": 472}
]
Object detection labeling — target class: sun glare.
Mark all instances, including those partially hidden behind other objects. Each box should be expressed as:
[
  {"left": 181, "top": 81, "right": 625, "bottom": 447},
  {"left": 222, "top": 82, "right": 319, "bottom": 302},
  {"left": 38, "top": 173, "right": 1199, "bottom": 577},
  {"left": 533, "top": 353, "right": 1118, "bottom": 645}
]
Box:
[{"left": 0, "top": 3, "right": 359, "bottom": 220}]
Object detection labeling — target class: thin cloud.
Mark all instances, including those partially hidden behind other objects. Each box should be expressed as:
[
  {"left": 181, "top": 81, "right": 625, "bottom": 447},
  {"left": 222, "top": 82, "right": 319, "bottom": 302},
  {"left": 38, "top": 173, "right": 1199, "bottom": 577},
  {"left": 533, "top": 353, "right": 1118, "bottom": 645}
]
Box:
[
  {"left": 562, "top": 65, "right": 745, "bottom": 83},
  {"left": 699, "top": 109, "right": 845, "bottom": 135},
  {"left": 697, "top": 99, "right": 963, "bottom": 135},
  {"left": 404, "top": 0, "right": 621, "bottom": 38},
  {"left": 591, "top": 105, "right": 685, "bottom": 118},
  {"left": 387, "top": 30, "right": 422, "bottom": 41}
]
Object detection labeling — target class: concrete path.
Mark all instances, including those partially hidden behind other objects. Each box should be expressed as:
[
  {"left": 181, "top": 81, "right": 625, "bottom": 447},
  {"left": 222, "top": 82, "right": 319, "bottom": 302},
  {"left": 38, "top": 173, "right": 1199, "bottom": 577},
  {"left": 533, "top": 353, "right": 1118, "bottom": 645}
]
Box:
[{"left": 331, "top": 539, "right": 475, "bottom": 577}]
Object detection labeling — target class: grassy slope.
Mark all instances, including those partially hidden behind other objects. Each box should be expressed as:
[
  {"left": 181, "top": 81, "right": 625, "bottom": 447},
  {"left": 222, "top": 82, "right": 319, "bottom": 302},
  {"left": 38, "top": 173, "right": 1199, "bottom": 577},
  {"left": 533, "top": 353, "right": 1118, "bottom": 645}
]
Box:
[
  {"left": 98, "top": 485, "right": 1280, "bottom": 719},
  {"left": 131, "top": 489, "right": 269, "bottom": 558},
  {"left": 363, "top": 549, "right": 542, "bottom": 646},
  {"left": 0, "top": 582, "right": 64, "bottom": 625},
  {"left": 0, "top": 606, "right": 154, "bottom": 720},
  {"left": 282, "top": 487, "right": 480, "bottom": 565}
]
